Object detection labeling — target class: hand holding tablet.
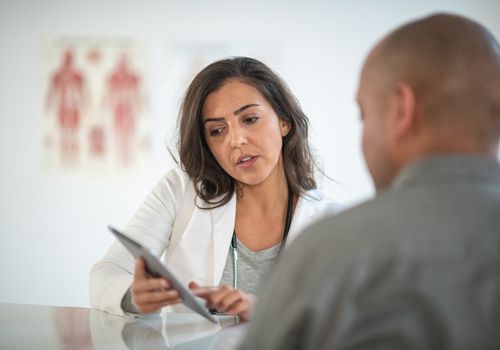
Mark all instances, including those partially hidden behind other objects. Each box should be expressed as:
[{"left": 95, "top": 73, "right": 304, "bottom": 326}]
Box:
[{"left": 108, "top": 226, "right": 218, "bottom": 323}]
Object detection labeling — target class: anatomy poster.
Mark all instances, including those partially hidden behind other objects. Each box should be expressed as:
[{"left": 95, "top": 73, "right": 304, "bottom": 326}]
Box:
[{"left": 41, "top": 37, "right": 150, "bottom": 174}]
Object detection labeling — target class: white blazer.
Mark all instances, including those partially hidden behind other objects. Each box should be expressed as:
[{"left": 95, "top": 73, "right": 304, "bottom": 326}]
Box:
[{"left": 90, "top": 166, "right": 336, "bottom": 316}]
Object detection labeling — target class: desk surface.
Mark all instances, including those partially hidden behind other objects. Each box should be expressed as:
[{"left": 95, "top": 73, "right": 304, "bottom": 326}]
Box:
[{"left": 0, "top": 303, "right": 248, "bottom": 350}]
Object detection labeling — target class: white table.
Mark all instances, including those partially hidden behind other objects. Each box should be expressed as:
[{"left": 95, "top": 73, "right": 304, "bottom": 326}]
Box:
[{"left": 0, "top": 303, "right": 248, "bottom": 350}]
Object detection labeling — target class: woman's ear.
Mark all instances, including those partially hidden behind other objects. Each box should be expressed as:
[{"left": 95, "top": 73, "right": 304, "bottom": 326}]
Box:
[{"left": 280, "top": 120, "right": 291, "bottom": 137}]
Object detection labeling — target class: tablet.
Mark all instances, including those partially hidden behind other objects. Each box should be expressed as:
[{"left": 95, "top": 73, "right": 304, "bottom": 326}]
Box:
[{"left": 108, "top": 225, "right": 218, "bottom": 323}]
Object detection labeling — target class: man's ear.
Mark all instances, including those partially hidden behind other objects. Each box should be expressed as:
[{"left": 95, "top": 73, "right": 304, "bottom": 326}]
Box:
[{"left": 392, "top": 82, "right": 417, "bottom": 141}]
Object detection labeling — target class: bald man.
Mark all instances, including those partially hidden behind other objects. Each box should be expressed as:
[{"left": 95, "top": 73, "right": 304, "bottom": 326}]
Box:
[{"left": 239, "top": 14, "right": 500, "bottom": 350}]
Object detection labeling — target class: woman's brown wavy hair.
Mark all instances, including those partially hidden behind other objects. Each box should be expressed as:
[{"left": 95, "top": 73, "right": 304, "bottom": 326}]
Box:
[{"left": 177, "top": 56, "right": 316, "bottom": 207}]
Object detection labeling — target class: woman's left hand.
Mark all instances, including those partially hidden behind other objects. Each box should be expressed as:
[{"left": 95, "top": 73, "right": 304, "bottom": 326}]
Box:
[{"left": 189, "top": 282, "right": 256, "bottom": 321}]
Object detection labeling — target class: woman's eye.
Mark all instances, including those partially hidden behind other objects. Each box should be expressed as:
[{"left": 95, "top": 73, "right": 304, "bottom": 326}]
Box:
[
  {"left": 243, "top": 115, "right": 259, "bottom": 124},
  {"left": 209, "top": 127, "right": 224, "bottom": 137}
]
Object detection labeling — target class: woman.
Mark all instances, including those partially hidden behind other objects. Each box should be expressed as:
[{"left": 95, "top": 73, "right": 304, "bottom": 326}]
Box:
[{"left": 90, "top": 57, "right": 335, "bottom": 321}]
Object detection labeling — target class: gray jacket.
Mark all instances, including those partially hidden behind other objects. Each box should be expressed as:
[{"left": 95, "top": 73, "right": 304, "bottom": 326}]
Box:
[{"left": 239, "top": 155, "right": 500, "bottom": 350}]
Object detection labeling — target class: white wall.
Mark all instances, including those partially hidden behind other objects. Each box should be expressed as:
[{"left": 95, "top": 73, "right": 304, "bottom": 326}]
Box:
[{"left": 1, "top": 0, "right": 499, "bottom": 308}]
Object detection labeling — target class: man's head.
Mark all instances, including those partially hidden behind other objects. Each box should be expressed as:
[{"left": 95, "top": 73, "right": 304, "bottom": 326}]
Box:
[{"left": 357, "top": 13, "right": 500, "bottom": 191}]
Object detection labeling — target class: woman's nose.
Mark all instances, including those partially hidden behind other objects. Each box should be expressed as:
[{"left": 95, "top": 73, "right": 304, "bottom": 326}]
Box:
[{"left": 229, "top": 127, "right": 247, "bottom": 148}]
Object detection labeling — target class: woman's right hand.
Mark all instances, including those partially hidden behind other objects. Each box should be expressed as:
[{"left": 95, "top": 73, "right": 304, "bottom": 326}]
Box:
[{"left": 131, "top": 257, "right": 182, "bottom": 314}]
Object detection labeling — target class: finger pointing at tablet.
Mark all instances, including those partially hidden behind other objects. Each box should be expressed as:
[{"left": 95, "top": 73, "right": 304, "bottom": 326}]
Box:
[{"left": 189, "top": 281, "right": 256, "bottom": 321}]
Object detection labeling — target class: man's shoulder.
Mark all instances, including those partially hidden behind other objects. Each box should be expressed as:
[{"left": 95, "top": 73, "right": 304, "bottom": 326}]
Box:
[
  {"left": 297, "top": 191, "right": 398, "bottom": 242},
  {"left": 284, "top": 195, "right": 386, "bottom": 265},
  {"left": 290, "top": 180, "right": 500, "bottom": 265}
]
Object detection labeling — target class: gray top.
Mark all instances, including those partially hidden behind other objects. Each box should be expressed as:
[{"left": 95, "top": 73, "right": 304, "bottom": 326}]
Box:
[
  {"left": 240, "top": 155, "right": 500, "bottom": 350},
  {"left": 220, "top": 238, "right": 281, "bottom": 295}
]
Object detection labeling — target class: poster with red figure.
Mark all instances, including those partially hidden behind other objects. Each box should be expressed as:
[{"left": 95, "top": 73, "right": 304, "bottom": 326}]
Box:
[{"left": 42, "top": 37, "right": 150, "bottom": 174}]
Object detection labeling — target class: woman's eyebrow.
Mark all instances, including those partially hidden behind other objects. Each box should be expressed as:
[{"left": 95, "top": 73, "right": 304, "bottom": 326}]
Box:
[
  {"left": 203, "top": 117, "right": 225, "bottom": 124},
  {"left": 233, "top": 103, "right": 260, "bottom": 115},
  {"left": 203, "top": 103, "right": 261, "bottom": 123}
]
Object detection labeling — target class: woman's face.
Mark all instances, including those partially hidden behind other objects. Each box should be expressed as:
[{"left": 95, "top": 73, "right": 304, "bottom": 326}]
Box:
[{"left": 202, "top": 79, "right": 290, "bottom": 187}]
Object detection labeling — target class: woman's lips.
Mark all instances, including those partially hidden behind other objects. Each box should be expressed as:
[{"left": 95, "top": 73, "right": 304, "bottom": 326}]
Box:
[{"left": 236, "top": 155, "right": 259, "bottom": 168}]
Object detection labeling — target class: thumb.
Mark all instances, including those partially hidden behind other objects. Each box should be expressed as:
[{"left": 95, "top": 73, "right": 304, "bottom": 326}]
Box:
[
  {"left": 188, "top": 281, "right": 200, "bottom": 289},
  {"left": 134, "top": 257, "right": 148, "bottom": 280}
]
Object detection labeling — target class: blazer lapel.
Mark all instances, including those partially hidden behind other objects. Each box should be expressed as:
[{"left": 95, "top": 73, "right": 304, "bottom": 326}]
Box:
[
  {"left": 282, "top": 195, "right": 310, "bottom": 247},
  {"left": 209, "top": 193, "right": 236, "bottom": 285}
]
